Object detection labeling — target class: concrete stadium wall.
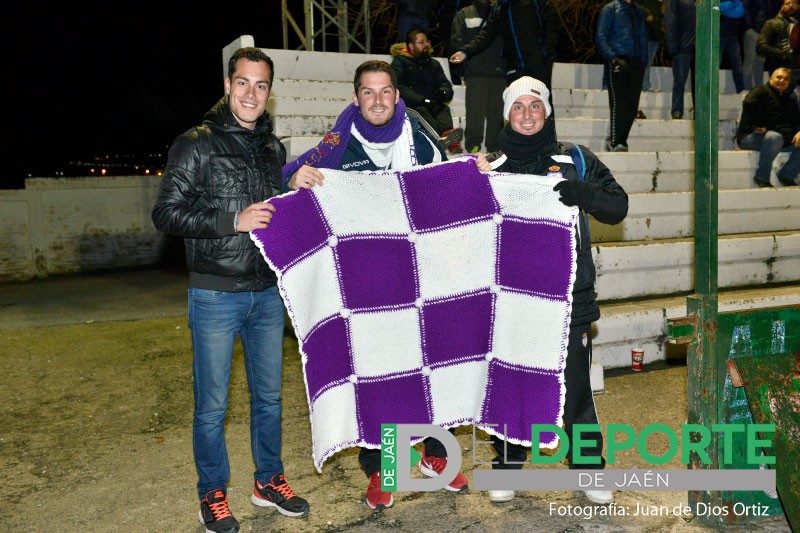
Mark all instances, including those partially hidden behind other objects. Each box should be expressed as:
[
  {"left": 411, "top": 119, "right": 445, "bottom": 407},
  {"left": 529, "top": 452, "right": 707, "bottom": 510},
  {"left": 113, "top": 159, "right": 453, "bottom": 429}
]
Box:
[{"left": 0, "top": 176, "right": 170, "bottom": 282}]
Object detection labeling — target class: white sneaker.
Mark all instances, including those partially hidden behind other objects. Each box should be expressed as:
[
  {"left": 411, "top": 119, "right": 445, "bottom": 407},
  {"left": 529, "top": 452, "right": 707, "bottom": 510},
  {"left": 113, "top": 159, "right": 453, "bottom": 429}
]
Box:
[
  {"left": 489, "top": 490, "right": 515, "bottom": 502},
  {"left": 583, "top": 490, "right": 614, "bottom": 504}
]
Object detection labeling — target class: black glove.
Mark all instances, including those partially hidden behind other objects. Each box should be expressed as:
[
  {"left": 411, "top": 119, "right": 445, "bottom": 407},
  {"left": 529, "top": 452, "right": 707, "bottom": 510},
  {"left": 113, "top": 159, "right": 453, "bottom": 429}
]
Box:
[
  {"left": 553, "top": 179, "right": 594, "bottom": 210},
  {"left": 611, "top": 57, "right": 628, "bottom": 74}
]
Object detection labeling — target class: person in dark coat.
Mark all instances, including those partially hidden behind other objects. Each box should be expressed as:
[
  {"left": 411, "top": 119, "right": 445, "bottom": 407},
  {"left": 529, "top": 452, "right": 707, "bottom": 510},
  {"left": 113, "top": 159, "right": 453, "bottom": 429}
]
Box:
[
  {"left": 757, "top": 0, "right": 800, "bottom": 90},
  {"left": 596, "top": 0, "right": 649, "bottom": 152},
  {"left": 448, "top": 0, "right": 563, "bottom": 88},
  {"left": 484, "top": 76, "right": 629, "bottom": 506},
  {"left": 451, "top": 0, "right": 505, "bottom": 152},
  {"left": 664, "top": 0, "right": 696, "bottom": 119},
  {"left": 391, "top": 28, "right": 464, "bottom": 152},
  {"left": 737, "top": 67, "right": 800, "bottom": 186}
]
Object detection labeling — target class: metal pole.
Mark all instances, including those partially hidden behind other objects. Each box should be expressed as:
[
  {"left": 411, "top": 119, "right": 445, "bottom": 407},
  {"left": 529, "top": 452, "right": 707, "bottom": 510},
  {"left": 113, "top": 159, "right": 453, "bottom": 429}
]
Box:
[{"left": 687, "top": 0, "right": 721, "bottom": 515}]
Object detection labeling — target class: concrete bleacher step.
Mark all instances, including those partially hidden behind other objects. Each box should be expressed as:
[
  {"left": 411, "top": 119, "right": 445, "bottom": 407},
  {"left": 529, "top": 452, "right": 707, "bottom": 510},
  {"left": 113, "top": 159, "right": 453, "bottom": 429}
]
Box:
[
  {"left": 594, "top": 231, "right": 800, "bottom": 301},
  {"left": 594, "top": 284, "right": 800, "bottom": 368},
  {"left": 275, "top": 116, "right": 738, "bottom": 153},
  {"left": 270, "top": 80, "right": 746, "bottom": 122},
  {"left": 592, "top": 187, "right": 800, "bottom": 242}
]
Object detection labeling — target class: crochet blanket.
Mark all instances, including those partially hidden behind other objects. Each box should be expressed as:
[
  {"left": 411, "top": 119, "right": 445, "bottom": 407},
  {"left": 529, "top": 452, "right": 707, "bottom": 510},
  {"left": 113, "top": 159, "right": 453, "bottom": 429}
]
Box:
[{"left": 251, "top": 156, "right": 578, "bottom": 472}]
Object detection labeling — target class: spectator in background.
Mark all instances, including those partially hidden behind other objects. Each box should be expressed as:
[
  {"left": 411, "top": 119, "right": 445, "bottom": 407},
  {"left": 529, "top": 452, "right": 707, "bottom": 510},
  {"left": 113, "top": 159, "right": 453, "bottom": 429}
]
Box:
[
  {"left": 451, "top": 0, "right": 505, "bottom": 152},
  {"left": 595, "top": 0, "right": 649, "bottom": 152},
  {"left": 640, "top": 0, "right": 666, "bottom": 92},
  {"left": 721, "top": 0, "right": 747, "bottom": 93},
  {"left": 151, "top": 47, "right": 310, "bottom": 533},
  {"left": 664, "top": 0, "right": 696, "bottom": 119},
  {"left": 757, "top": 0, "right": 800, "bottom": 90},
  {"left": 737, "top": 67, "right": 800, "bottom": 186},
  {"left": 396, "top": 0, "right": 436, "bottom": 43},
  {"left": 448, "top": 0, "right": 563, "bottom": 89},
  {"left": 391, "top": 28, "right": 464, "bottom": 153},
  {"left": 742, "top": 0, "right": 782, "bottom": 89}
]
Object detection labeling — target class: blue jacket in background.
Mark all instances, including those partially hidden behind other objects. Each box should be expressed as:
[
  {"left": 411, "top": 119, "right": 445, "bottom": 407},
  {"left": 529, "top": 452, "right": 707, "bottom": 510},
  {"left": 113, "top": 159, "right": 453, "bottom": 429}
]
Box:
[{"left": 595, "top": 0, "right": 648, "bottom": 64}]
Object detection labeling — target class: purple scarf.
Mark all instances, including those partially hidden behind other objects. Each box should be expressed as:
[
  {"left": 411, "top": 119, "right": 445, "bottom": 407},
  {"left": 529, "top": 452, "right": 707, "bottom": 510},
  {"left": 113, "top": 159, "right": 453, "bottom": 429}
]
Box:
[{"left": 281, "top": 99, "right": 408, "bottom": 182}]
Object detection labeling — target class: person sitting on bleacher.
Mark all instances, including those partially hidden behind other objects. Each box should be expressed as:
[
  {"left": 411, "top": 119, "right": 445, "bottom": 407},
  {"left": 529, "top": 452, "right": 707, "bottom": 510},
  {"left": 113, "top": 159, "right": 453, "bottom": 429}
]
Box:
[
  {"left": 390, "top": 28, "right": 464, "bottom": 153},
  {"left": 737, "top": 67, "right": 800, "bottom": 187}
]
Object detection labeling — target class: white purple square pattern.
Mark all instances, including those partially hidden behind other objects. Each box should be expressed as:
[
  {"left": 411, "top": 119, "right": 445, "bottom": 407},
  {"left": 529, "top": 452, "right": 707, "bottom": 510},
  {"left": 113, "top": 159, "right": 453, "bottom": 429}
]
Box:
[{"left": 251, "top": 157, "right": 578, "bottom": 471}]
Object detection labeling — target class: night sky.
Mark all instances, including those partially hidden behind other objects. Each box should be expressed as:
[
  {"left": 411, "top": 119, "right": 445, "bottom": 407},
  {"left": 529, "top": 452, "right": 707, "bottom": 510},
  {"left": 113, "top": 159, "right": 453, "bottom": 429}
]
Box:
[{"left": 10, "top": 2, "right": 289, "bottom": 186}]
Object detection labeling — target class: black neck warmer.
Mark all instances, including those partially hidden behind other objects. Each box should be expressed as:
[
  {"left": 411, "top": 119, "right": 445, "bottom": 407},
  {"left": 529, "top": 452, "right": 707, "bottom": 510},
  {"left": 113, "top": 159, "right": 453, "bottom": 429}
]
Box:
[{"left": 497, "top": 117, "right": 558, "bottom": 162}]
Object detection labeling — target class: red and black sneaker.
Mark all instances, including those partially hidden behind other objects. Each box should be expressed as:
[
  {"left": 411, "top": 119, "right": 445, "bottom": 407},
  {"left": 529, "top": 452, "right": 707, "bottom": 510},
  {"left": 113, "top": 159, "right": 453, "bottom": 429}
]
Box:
[
  {"left": 419, "top": 452, "right": 469, "bottom": 492},
  {"left": 198, "top": 489, "right": 239, "bottom": 533},
  {"left": 251, "top": 473, "right": 310, "bottom": 517},
  {"left": 366, "top": 471, "right": 394, "bottom": 510}
]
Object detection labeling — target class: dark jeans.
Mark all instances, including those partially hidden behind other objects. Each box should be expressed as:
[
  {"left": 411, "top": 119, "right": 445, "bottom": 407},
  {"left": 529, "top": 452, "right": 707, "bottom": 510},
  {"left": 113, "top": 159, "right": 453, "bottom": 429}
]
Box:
[
  {"left": 720, "top": 32, "right": 745, "bottom": 93},
  {"left": 671, "top": 52, "right": 695, "bottom": 115},
  {"left": 491, "top": 322, "right": 605, "bottom": 470},
  {"left": 359, "top": 431, "right": 454, "bottom": 477}
]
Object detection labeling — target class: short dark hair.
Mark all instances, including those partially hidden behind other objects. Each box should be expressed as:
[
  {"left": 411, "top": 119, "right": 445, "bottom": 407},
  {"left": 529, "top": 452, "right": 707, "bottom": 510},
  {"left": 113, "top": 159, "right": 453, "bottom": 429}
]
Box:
[
  {"left": 227, "top": 47, "right": 274, "bottom": 85},
  {"left": 353, "top": 60, "right": 397, "bottom": 92},
  {"left": 406, "top": 28, "right": 427, "bottom": 47}
]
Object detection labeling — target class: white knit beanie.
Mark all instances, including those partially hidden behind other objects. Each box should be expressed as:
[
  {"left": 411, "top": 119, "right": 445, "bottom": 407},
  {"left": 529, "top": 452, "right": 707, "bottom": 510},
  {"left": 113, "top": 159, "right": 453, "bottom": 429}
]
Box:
[{"left": 502, "top": 76, "right": 552, "bottom": 120}]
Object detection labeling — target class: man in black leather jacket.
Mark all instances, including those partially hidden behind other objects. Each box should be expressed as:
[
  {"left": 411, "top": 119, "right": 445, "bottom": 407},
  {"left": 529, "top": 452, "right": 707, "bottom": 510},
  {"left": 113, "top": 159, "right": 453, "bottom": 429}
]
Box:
[{"left": 151, "top": 47, "right": 309, "bottom": 533}]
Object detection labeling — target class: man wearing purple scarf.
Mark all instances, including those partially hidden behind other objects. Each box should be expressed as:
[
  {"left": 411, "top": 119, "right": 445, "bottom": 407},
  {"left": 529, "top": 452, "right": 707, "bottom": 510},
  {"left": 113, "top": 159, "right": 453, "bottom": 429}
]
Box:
[{"left": 282, "top": 60, "right": 468, "bottom": 509}]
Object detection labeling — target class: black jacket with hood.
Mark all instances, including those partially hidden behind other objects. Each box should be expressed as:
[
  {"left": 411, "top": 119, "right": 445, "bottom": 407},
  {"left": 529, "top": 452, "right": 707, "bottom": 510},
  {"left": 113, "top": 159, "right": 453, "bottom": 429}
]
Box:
[{"left": 151, "top": 96, "right": 284, "bottom": 292}]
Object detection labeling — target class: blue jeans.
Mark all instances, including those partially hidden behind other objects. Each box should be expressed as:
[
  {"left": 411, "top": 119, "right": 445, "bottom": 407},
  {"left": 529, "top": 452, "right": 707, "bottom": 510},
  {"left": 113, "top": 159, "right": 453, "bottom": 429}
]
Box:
[
  {"left": 188, "top": 286, "right": 285, "bottom": 499},
  {"left": 642, "top": 40, "right": 660, "bottom": 91},
  {"left": 672, "top": 52, "right": 695, "bottom": 115},
  {"left": 720, "top": 33, "right": 745, "bottom": 93},
  {"left": 739, "top": 130, "right": 800, "bottom": 184},
  {"left": 742, "top": 28, "right": 765, "bottom": 90}
]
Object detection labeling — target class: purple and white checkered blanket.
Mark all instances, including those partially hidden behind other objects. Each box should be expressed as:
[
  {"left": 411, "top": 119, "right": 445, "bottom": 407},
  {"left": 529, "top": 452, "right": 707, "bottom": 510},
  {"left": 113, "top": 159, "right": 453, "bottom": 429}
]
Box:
[{"left": 251, "top": 156, "right": 578, "bottom": 472}]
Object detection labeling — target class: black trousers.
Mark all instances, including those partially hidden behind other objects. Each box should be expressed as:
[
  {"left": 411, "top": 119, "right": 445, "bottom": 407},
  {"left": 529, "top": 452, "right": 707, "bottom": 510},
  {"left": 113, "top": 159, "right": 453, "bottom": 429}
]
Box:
[
  {"left": 359, "top": 430, "right": 454, "bottom": 477},
  {"left": 491, "top": 322, "right": 605, "bottom": 469},
  {"left": 605, "top": 58, "right": 645, "bottom": 148}
]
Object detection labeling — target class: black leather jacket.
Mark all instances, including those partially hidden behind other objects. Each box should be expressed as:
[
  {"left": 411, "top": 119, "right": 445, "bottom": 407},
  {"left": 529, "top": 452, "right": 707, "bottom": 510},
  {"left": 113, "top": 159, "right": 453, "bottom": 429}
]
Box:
[{"left": 151, "top": 96, "right": 284, "bottom": 292}]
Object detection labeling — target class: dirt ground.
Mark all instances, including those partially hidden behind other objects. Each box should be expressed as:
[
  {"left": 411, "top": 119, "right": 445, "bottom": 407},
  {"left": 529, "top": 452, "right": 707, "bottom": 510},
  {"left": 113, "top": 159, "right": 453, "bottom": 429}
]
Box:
[{"left": 0, "top": 269, "right": 793, "bottom": 532}]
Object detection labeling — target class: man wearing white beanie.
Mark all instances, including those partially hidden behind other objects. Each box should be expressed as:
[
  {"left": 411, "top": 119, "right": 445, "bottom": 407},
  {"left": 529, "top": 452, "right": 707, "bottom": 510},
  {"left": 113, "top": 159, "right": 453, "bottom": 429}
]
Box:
[{"left": 486, "top": 76, "right": 629, "bottom": 506}]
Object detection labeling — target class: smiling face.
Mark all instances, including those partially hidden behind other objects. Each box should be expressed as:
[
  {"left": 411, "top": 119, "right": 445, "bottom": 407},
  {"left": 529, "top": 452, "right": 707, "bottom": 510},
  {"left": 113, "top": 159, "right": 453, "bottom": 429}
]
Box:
[
  {"left": 224, "top": 58, "right": 272, "bottom": 130},
  {"left": 353, "top": 71, "right": 399, "bottom": 127},
  {"left": 507, "top": 95, "right": 548, "bottom": 135},
  {"left": 769, "top": 68, "right": 792, "bottom": 94}
]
